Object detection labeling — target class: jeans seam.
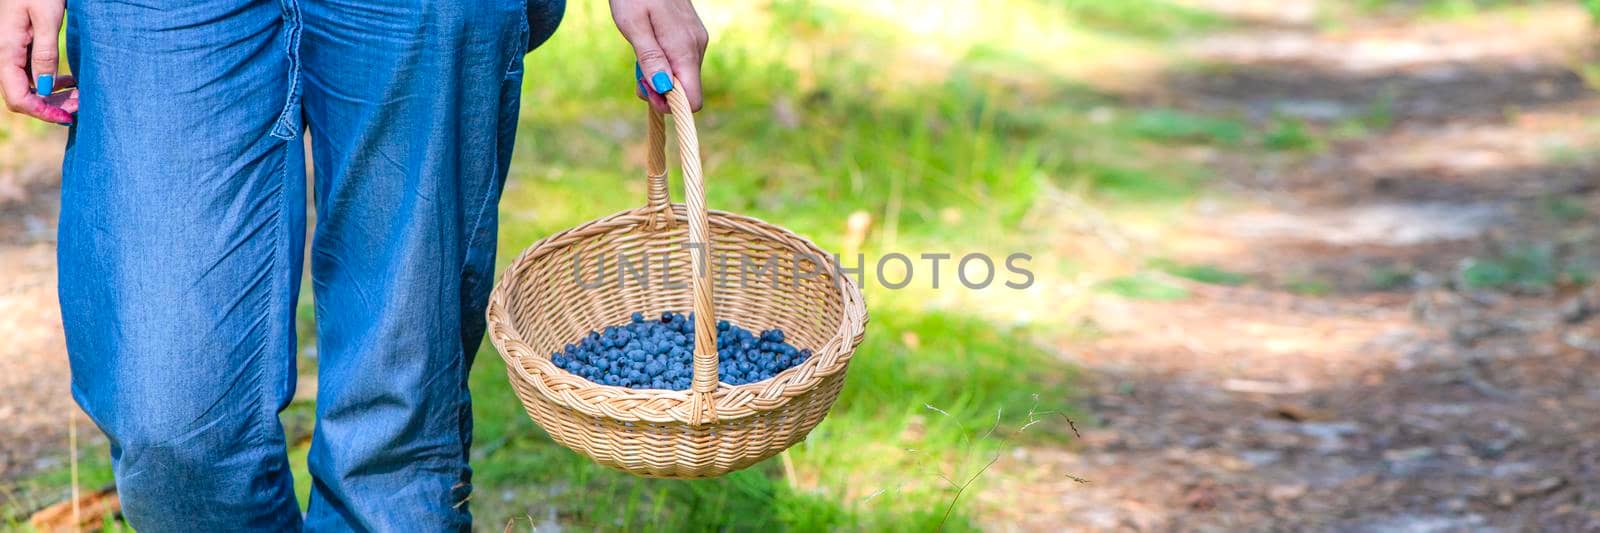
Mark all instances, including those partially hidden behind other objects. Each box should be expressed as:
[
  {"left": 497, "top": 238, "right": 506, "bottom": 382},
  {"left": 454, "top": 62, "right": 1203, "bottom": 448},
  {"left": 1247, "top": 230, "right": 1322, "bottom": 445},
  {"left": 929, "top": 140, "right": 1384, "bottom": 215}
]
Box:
[
  {"left": 271, "top": 0, "right": 304, "bottom": 140},
  {"left": 459, "top": 87, "right": 516, "bottom": 277},
  {"left": 506, "top": 2, "right": 528, "bottom": 78},
  {"left": 454, "top": 150, "right": 497, "bottom": 470},
  {"left": 452, "top": 76, "right": 519, "bottom": 486},
  {"left": 246, "top": 139, "right": 290, "bottom": 455},
  {"left": 460, "top": 180, "right": 496, "bottom": 272}
]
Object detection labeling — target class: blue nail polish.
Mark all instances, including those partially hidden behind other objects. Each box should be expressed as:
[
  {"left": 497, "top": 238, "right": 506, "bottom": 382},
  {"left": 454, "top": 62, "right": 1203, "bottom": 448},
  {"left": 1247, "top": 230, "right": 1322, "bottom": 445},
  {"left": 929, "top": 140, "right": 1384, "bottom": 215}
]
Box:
[
  {"left": 650, "top": 71, "right": 672, "bottom": 94},
  {"left": 36, "top": 74, "right": 53, "bottom": 96},
  {"left": 635, "top": 63, "right": 643, "bottom": 81}
]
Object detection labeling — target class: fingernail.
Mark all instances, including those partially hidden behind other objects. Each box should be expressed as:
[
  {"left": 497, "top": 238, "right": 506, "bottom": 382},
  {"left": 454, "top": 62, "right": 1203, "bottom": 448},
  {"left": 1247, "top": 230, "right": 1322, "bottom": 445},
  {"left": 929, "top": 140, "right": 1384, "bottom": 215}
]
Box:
[
  {"left": 636, "top": 79, "right": 647, "bottom": 99},
  {"left": 36, "top": 74, "right": 53, "bottom": 96},
  {"left": 650, "top": 71, "right": 672, "bottom": 94},
  {"left": 635, "top": 63, "right": 643, "bottom": 81}
]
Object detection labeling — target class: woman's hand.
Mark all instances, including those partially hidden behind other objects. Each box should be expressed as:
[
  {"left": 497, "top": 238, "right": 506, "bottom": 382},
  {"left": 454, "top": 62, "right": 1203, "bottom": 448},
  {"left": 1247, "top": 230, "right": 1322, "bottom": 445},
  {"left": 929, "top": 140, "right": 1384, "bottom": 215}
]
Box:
[
  {"left": 0, "top": 0, "right": 74, "bottom": 124},
  {"left": 610, "top": 0, "right": 707, "bottom": 114}
]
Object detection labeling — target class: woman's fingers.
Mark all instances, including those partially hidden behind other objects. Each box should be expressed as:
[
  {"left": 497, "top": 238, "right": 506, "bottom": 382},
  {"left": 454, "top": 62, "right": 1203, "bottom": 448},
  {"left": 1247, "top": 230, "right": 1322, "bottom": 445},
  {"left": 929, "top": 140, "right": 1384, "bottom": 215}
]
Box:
[
  {"left": 659, "top": 33, "right": 704, "bottom": 111},
  {"left": 0, "top": 66, "right": 70, "bottom": 123},
  {"left": 633, "top": 62, "right": 667, "bottom": 112},
  {"left": 45, "top": 85, "right": 76, "bottom": 113},
  {"left": 667, "top": 60, "right": 699, "bottom": 111},
  {"left": 612, "top": 0, "right": 707, "bottom": 113},
  {"left": 0, "top": 0, "right": 71, "bottom": 124},
  {"left": 40, "top": 70, "right": 77, "bottom": 115},
  {"left": 27, "top": 1, "right": 61, "bottom": 92},
  {"left": 612, "top": 1, "right": 672, "bottom": 113},
  {"left": 652, "top": 0, "right": 705, "bottom": 111}
]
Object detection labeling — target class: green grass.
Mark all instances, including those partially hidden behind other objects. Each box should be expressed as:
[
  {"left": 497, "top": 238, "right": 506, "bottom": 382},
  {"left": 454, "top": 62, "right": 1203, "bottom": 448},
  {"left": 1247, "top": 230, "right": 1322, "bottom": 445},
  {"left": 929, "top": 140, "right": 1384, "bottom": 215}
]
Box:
[
  {"left": 1367, "top": 264, "right": 1416, "bottom": 291},
  {"left": 1459, "top": 244, "right": 1563, "bottom": 290},
  {"left": 1333, "top": 89, "right": 1398, "bottom": 139},
  {"left": 1098, "top": 273, "right": 1191, "bottom": 300},
  {"left": 1564, "top": 264, "right": 1596, "bottom": 286},
  {"left": 1262, "top": 116, "right": 1321, "bottom": 152},
  {"left": 1128, "top": 109, "right": 1247, "bottom": 145},
  {"left": 1354, "top": 0, "right": 1554, "bottom": 18},
  {"left": 1059, "top": 0, "right": 1225, "bottom": 37},
  {"left": 1285, "top": 278, "right": 1333, "bottom": 296},
  {"left": 1, "top": 441, "right": 115, "bottom": 522},
  {"left": 1149, "top": 258, "right": 1250, "bottom": 286},
  {"left": 1541, "top": 195, "right": 1589, "bottom": 222},
  {"left": 1122, "top": 108, "right": 1333, "bottom": 153}
]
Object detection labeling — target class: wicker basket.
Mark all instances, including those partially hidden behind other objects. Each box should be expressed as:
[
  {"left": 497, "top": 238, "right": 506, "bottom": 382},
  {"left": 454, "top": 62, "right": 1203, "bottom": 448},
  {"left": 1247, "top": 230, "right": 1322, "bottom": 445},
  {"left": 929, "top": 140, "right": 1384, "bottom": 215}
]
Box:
[{"left": 485, "top": 83, "right": 868, "bottom": 478}]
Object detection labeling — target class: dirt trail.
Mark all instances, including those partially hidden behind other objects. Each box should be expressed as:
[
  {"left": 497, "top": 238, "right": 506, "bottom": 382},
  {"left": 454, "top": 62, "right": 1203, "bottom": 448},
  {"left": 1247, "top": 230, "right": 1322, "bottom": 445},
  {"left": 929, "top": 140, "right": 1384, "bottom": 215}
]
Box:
[{"left": 997, "top": 3, "right": 1600, "bottom": 530}]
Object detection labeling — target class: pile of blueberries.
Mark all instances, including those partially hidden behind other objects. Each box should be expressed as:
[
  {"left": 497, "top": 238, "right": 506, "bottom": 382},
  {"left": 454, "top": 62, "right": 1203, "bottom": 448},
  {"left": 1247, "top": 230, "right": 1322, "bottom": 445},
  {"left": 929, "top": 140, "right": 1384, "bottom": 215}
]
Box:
[{"left": 550, "top": 311, "right": 812, "bottom": 390}]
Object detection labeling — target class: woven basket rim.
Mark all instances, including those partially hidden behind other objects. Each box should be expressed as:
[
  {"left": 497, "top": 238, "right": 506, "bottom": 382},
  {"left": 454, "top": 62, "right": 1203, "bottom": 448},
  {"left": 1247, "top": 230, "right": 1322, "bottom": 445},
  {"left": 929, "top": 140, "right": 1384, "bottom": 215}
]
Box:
[{"left": 487, "top": 203, "right": 868, "bottom": 425}]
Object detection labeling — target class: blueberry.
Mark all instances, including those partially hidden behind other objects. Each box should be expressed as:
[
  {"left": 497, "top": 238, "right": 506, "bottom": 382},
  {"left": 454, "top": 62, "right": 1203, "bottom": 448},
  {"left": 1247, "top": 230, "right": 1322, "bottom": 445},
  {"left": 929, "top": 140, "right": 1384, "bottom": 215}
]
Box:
[{"left": 556, "top": 314, "right": 800, "bottom": 389}]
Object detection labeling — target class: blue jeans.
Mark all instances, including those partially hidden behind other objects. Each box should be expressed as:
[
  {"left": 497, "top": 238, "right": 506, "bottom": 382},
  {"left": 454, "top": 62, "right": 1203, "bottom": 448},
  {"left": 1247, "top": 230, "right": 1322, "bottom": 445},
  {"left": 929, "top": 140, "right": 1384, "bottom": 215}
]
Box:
[{"left": 58, "top": 0, "right": 560, "bottom": 530}]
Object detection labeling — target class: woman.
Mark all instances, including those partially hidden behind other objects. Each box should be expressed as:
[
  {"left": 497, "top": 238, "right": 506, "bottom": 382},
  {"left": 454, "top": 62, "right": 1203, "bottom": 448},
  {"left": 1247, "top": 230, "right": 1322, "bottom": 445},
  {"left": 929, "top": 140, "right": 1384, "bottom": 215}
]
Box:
[{"left": 0, "top": 0, "right": 706, "bottom": 529}]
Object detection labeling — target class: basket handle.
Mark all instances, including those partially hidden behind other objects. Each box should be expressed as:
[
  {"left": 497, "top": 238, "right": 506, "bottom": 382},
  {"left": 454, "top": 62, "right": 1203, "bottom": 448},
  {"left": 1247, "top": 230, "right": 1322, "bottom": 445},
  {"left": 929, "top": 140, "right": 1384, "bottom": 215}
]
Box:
[{"left": 643, "top": 79, "right": 721, "bottom": 424}]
